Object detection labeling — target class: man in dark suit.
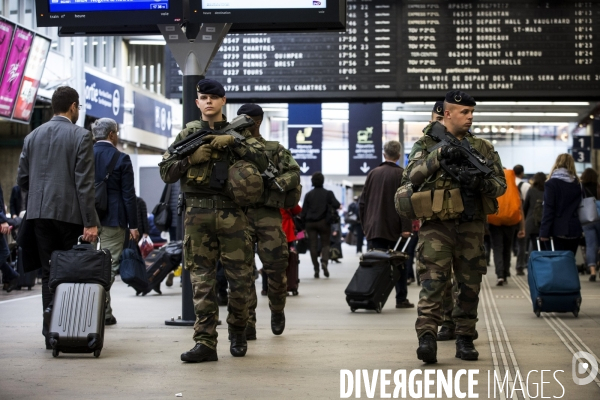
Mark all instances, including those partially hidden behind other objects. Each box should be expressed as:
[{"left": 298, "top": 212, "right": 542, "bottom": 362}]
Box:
[
  {"left": 359, "top": 140, "right": 414, "bottom": 309},
  {"left": 17, "top": 86, "right": 99, "bottom": 349},
  {"left": 92, "top": 118, "right": 138, "bottom": 325}
]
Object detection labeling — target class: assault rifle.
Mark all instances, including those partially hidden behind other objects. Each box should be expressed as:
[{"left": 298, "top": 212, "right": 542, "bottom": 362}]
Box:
[
  {"left": 162, "top": 114, "right": 255, "bottom": 163},
  {"left": 263, "top": 160, "right": 284, "bottom": 192},
  {"left": 426, "top": 122, "right": 506, "bottom": 189}
]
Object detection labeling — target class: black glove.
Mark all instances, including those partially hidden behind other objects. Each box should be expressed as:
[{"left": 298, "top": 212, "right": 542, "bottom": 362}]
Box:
[
  {"left": 459, "top": 171, "right": 482, "bottom": 190},
  {"left": 440, "top": 146, "right": 466, "bottom": 163}
]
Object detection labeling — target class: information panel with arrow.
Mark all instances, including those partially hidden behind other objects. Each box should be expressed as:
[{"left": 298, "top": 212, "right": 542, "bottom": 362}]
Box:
[
  {"left": 288, "top": 103, "right": 322, "bottom": 176},
  {"left": 348, "top": 103, "right": 383, "bottom": 176}
]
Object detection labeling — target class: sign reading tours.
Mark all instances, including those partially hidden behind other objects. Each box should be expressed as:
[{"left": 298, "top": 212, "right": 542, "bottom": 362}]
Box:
[
  {"left": 288, "top": 103, "right": 322, "bottom": 176},
  {"left": 84, "top": 71, "right": 124, "bottom": 124},
  {"left": 133, "top": 91, "right": 173, "bottom": 137},
  {"left": 348, "top": 103, "right": 383, "bottom": 176}
]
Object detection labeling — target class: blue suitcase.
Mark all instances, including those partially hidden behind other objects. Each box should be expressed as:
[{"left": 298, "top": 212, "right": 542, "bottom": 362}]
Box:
[{"left": 527, "top": 240, "right": 581, "bottom": 317}]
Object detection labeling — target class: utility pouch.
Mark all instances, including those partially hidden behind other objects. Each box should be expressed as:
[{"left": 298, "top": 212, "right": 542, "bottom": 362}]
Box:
[
  {"left": 187, "top": 163, "right": 210, "bottom": 185},
  {"left": 210, "top": 161, "right": 229, "bottom": 189},
  {"left": 448, "top": 188, "right": 464, "bottom": 214},
  {"left": 411, "top": 190, "right": 433, "bottom": 218},
  {"left": 481, "top": 196, "right": 499, "bottom": 215},
  {"left": 432, "top": 190, "right": 444, "bottom": 213}
]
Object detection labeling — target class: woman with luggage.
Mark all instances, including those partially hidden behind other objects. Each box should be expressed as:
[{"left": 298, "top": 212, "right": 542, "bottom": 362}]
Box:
[
  {"left": 523, "top": 172, "right": 547, "bottom": 256},
  {"left": 580, "top": 168, "right": 600, "bottom": 281},
  {"left": 539, "top": 154, "right": 582, "bottom": 254}
]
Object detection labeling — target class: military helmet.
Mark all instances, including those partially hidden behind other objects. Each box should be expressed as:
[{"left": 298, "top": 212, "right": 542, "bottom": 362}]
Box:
[{"left": 226, "top": 160, "right": 264, "bottom": 206}]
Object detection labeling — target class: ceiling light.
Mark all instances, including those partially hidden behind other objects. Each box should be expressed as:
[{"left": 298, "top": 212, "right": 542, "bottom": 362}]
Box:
[
  {"left": 500, "top": 128, "right": 507, "bottom": 133},
  {"left": 483, "top": 127, "right": 490, "bottom": 133},
  {"left": 129, "top": 40, "right": 167, "bottom": 45},
  {"left": 474, "top": 127, "right": 481, "bottom": 133},
  {"left": 491, "top": 126, "right": 498, "bottom": 133}
]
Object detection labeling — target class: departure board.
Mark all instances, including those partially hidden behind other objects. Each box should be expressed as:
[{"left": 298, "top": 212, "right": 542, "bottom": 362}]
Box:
[
  {"left": 400, "top": 0, "right": 600, "bottom": 99},
  {"left": 198, "top": 0, "right": 600, "bottom": 101}
]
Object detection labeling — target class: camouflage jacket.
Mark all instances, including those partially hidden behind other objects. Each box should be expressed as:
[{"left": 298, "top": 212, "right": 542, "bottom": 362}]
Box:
[
  {"left": 159, "top": 117, "right": 268, "bottom": 196},
  {"left": 261, "top": 137, "right": 301, "bottom": 191},
  {"left": 401, "top": 122, "right": 506, "bottom": 220}
]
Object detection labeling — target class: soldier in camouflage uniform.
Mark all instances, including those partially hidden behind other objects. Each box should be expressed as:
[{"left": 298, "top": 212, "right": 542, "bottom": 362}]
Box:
[
  {"left": 159, "top": 79, "right": 268, "bottom": 363},
  {"left": 236, "top": 104, "right": 301, "bottom": 340},
  {"left": 400, "top": 91, "right": 506, "bottom": 363}
]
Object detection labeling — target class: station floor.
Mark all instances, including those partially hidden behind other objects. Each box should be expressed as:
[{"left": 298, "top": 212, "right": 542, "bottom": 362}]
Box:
[{"left": 1, "top": 243, "right": 600, "bottom": 399}]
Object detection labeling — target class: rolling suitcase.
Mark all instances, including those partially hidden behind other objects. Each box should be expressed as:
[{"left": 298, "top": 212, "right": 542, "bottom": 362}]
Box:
[
  {"left": 48, "top": 283, "right": 106, "bottom": 358},
  {"left": 345, "top": 236, "right": 410, "bottom": 313},
  {"left": 287, "top": 248, "right": 300, "bottom": 296},
  {"left": 528, "top": 239, "right": 582, "bottom": 317},
  {"left": 10, "top": 247, "right": 36, "bottom": 290},
  {"left": 142, "top": 241, "right": 182, "bottom": 295}
]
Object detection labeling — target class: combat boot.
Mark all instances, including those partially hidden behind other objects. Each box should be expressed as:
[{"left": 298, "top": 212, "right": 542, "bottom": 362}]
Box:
[
  {"left": 437, "top": 325, "right": 456, "bottom": 341},
  {"left": 230, "top": 332, "right": 248, "bottom": 357},
  {"left": 181, "top": 343, "right": 218, "bottom": 363},
  {"left": 246, "top": 325, "right": 257, "bottom": 340},
  {"left": 455, "top": 335, "right": 479, "bottom": 360},
  {"left": 271, "top": 311, "right": 285, "bottom": 335},
  {"left": 416, "top": 333, "right": 437, "bottom": 364}
]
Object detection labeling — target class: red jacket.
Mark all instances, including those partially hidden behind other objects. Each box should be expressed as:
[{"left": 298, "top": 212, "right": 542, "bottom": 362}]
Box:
[{"left": 280, "top": 205, "right": 302, "bottom": 242}]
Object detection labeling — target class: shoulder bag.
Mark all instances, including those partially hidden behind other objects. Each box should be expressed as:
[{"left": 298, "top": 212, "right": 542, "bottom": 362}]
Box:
[
  {"left": 95, "top": 152, "right": 120, "bottom": 220},
  {"left": 152, "top": 184, "right": 173, "bottom": 232}
]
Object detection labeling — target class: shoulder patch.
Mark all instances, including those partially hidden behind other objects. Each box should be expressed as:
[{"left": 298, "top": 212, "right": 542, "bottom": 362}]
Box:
[{"left": 413, "top": 151, "right": 423, "bottom": 159}]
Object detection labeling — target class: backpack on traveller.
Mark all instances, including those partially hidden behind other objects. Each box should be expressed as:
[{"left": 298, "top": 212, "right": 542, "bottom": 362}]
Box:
[{"left": 488, "top": 169, "right": 522, "bottom": 226}]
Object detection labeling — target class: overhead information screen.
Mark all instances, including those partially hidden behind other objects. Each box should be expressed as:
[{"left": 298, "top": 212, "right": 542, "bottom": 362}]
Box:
[
  {"left": 203, "top": 0, "right": 600, "bottom": 101},
  {"left": 400, "top": 0, "right": 600, "bottom": 99},
  {"left": 201, "top": 0, "right": 326, "bottom": 9},
  {"left": 48, "top": 0, "right": 170, "bottom": 12},
  {"left": 205, "top": 0, "right": 398, "bottom": 100}
]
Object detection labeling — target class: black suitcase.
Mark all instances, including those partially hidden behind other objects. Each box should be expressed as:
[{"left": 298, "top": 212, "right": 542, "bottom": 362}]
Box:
[
  {"left": 345, "top": 237, "right": 410, "bottom": 313},
  {"left": 287, "top": 248, "right": 300, "bottom": 296},
  {"left": 15, "top": 247, "right": 36, "bottom": 290},
  {"left": 142, "top": 241, "right": 182, "bottom": 295},
  {"left": 48, "top": 283, "right": 106, "bottom": 358}
]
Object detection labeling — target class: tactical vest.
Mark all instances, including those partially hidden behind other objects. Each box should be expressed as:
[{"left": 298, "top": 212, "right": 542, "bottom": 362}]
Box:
[
  {"left": 179, "top": 121, "right": 263, "bottom": 206},
  {"left": 407, "top": 135, "right": 498, "bottom": 222},
  {"left": 260, "top": 140, "right": 302, "bottom": 209}
]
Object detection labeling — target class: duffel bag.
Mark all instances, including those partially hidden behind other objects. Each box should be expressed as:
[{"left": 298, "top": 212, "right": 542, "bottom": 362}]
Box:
[
  {"left": 120, "top": 240, "right": 148, "bottom": 291},
  {"left": 49, "top": 236, "right": 112, "bottom": 292}
]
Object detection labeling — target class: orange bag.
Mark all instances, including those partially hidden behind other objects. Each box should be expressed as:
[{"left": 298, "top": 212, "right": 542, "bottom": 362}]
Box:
[{"left": 488, "top": 169, "right": 522, "bottom": 226}]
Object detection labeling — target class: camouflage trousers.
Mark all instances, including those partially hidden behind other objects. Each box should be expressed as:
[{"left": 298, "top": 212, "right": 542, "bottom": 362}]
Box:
[
  {"left": 183, "top": 206, "right": 254, "bottom": 349},
  {"left": 246, "top": 207, "right": 289, "bottom": 327},
  {"left": 441, "top": 274, "right": 458, "bottom": 329},
  {"left": 415, "top": 219, "right": 486, "bottom": 338}
]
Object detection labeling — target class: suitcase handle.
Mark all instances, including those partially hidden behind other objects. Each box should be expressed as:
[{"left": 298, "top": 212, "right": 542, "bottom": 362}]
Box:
[
  {"left": 394, "top": 234, "right": 412, "bottom": 253},
  {"left": 78, "top": 235, "right": 102, "bottom": 250},
  {"left": 536, "top": 237, "right": 554, "bottom": 251}
]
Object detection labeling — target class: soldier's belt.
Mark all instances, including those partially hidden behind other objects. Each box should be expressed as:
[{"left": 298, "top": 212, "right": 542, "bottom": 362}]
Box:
[{"left": 186, "top": 197, "right": 237, "bottom": 209}]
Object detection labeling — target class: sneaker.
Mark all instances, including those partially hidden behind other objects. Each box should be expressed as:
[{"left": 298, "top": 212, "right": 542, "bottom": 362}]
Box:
[
  {"left": 105, "top": 316, "right": 117, "bottom": 325},
  {"left": 496, "top": 278, "right": 504, "bottom": 286},
  {"left": 516, "top": 268, "right": 525, "bottom": 276},
  {"left": 396, "top": 299, "right": 415, "bottom": 309},
  {"left": 166, "top": 272, "right": 174, "bottom": 287},
  {"left": 5, "top": 275, "right": 20, "bottom": 293}
]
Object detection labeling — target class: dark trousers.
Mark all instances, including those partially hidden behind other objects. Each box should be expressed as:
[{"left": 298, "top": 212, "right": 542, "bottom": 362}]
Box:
[
  {"left": 489, "top": 224, "right": 518, "bottom": 279},
  {"left": 542, "top": 237, "right": 580, "bottom": 255},
  {"left": 354, "top": 224, "right": 365, "bottom": 253},
  {"left": 33, "top": 219, "right": 83, "bottom": 338},
  {"left": 305, "top": 219, "right": 331, "bottom": 271},
  {"left": 368, "top": 237, "right": 409, "bottom": 303}
]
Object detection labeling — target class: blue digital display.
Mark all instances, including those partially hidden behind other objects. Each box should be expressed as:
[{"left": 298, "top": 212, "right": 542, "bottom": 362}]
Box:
[{"left": 48, "top": 0, "right": 169, "bottom": 13}]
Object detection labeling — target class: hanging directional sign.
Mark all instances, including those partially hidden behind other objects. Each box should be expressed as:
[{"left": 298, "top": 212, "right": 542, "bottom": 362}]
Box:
[
  {"left": 348, "top": 102, "right": 383, "bottom": 176},
  {"left": 288, "top": 103, "right": 322, "bottom": 176},
  {"left": 133, "top": 91, "right": 172, "bottom": 137}
]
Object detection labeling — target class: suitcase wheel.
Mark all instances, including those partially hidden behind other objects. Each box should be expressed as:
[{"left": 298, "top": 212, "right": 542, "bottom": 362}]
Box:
[
  {"left": 375, "top": 303, "right": 382, "bottom": 313},
  {"left": 350, "top": 308, "right": 356, "bottom": 313},
  {"left": 94, "top": 350, "right": 101, "bottom": 358},
  {"left": 534, "top": 309, "right": 541, "bottom": 318},
  {"left": 52, "top": 349, "right": 59, "bottom": 358},
  {"left": 28, "top": 286, "right": 32, "bottom": 290},
  {"left": 573, "top": 309, "right": 579, "bottom": 318},
  {"left": 291, "top": 290, "right": 298, "bottom": 296}
]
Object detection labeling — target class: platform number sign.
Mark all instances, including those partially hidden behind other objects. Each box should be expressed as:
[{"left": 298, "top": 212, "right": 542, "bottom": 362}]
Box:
[{"left": 573, "top": 136, "right": 591, "bottom": 163}]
